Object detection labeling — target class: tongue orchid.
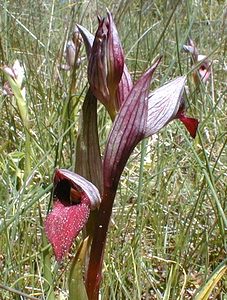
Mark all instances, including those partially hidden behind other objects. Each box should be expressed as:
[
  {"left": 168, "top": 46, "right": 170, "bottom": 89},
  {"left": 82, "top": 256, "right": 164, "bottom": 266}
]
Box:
[{"left": 45, "top": 169, "right": 101, "bottom": 261}]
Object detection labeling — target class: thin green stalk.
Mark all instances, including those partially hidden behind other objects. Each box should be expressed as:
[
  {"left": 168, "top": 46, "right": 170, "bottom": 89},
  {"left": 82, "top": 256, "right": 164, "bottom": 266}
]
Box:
[
  {"left": 0, "top": 184, "right": 53, "bottom": 234},
  {"left": 0, "top": 283, "right": 39, "bottom": 300},
  {"left": 39, "top": 206, "right": 55, "bottom": 300},
  {"left": 24, "top": 129, "right": 31, "bottom": 179},
  {"left": 150, "top": 0, "right": 182, "bottom": 58},
  {"left": 180, "top": 128, "right": 227, "bottom": 240},
  {"left": 133, "top": 138, "right": 147, "bottom": 298}
]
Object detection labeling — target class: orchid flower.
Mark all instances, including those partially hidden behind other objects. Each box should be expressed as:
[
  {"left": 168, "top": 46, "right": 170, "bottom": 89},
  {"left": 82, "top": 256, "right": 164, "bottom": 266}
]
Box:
[
  {"left": 2, "top": 60, "right": 25, "bottom": 96},
  {"left": 183, "top": 38, "right": 212, "bottom": 84},
  {"left": 45, "top": 169, "right": 101, "bottom": 261},
  {"left": 60, "top": 27, "right": 85, "bottom": 71},
  {"left": 103, "top": 70, "right": 198, "bottom": 190}
]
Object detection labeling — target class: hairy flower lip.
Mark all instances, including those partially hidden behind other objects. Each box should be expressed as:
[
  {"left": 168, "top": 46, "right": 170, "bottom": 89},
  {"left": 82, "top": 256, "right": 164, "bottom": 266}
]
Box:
[
  {"left": 54, "top": 169, "right": 101, "bottom": 210},
  {"left": 45, "top": 198, "right": 90, "bottom": 261},
  {"left": 45, "top": 169, "right": 101, "bottom": 261}
]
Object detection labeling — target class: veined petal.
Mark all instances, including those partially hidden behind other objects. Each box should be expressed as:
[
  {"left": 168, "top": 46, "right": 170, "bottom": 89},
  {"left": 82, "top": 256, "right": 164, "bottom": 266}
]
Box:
[
  {"left": 105, "top": 11, "right": 124, "bottom": 95},
  {"left": 77, "top": 24, "right": 95, "bottom": 58},
  {"left": 87, "top": 11, "right": 124, "bottom": 118},
  {"left": 54, "top": 169, "right": 101, "bottom": 210},
  {"left": 88, "top": 18, "right": 109, "bottom": 103},
  {"left": 116, "top": 64, "right": 133, "bottom": 109},
  {"left": 144, "top": 76, "right": 187, "bottom": 137},
  {"left": 103, "top": 58, "right": 161, "bottom": 189}
]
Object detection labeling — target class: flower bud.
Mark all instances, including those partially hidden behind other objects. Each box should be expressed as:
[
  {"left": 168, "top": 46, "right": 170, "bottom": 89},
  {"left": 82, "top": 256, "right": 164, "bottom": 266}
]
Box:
[{"left": 88, "top": 11, "right": 124, "bottom": 119}]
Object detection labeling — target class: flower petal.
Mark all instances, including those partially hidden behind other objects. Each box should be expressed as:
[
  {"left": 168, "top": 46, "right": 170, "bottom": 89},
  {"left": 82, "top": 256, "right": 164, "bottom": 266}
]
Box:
[
  {"left": 105, "top": 11, "right": 124, "bottom": 95},
  {"left": 177, "top": 112, "right": 199, "bottom": 138},
  {"left": 116, "top": 64, "right": 133, "bottom": 109},
  {"left": 103, "top": 58, "right": 161, "bottom": 189},
  {"left": 88, "top": 18, "right": 110, "bottom": 104},
  {"left": 65, "top": 41, "right": 76, "bottom": 67},
  {"left": 87, "top": 12, "right": 124, "bottom": 118},
  {"left": 54, "top": 169, "right": 101, "bottom": 210},
  {"left": 2, "top": 66, "right": 16, "bottom": 79},
  {"left": 45, "top": 198, "right": 90, "bottom": 261},
  {"left": 144, "top": 76, "right": 186, "bottom": 137},
  {"left": 45, "top": 169, "right": 101, "bottom": 260},
  {"left": 77, "top": 24, "right": 95, "bottom": 58},
  {"left": 183, "top": 38, "right": 198, "bottom": 61}
]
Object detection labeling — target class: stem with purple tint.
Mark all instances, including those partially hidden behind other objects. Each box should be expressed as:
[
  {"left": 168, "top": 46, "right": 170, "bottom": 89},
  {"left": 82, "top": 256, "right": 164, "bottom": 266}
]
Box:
[
  {"left": 85, "top": 187, "right": 116, "bottom": 299},
  {"left": 85, "top": 61, "right": 161, "bottom": 299}
]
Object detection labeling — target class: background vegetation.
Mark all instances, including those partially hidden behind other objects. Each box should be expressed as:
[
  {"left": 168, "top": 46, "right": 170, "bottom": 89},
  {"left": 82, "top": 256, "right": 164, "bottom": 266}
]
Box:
[{"left": 0, "top": 0, "right": 226, "bottom": 299}]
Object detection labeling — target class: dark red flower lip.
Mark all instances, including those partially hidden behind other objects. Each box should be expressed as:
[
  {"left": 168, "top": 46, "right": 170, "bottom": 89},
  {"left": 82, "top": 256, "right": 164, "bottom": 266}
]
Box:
[
  {"left": 176, "top": 107, "right": 199, "bottom": 139},
  {"left": 45, "top": 169, "right": 101, "bottom": 261},
  {"left": 45, "top": 198, "right": 90, "bottom": 261}
]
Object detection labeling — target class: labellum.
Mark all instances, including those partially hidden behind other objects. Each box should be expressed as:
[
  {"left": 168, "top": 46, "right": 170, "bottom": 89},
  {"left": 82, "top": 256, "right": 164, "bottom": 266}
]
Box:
[{"left": 45, "top": 169, "right": 101, "bottom": 261}]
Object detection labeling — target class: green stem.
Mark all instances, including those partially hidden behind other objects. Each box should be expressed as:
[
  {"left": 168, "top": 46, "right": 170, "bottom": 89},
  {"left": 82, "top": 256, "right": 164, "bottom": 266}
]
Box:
[{"left": 24, "top": 128, "right": 31, "bottom": 179}]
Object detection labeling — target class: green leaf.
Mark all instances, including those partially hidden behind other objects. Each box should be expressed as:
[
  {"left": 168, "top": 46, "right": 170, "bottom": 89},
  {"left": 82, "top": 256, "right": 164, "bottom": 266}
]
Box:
[
  {"left": 194, "top": 259, "right": 227, "bottom": 300},
  {"left": 2, "top": 72, "right": 31, "bottom": 178},
  {"left": 68, "top": 237, "right": 90, "bottom": 300},
  {"left": 75, "top": 88, "right": 102, "bottom": 192}
]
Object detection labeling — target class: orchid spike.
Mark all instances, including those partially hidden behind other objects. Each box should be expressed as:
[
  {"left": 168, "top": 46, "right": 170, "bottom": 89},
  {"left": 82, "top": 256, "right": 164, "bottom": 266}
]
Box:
[
  {"left": 45, "top": 169, "right": 101, "bottom": 261},
  {"left": 86, "top": 58, "right": 161, "bottom": 296},
  {"left": 61, "top": 28, "right": 85, "bottom": 71},
  {"left": 88, "top": 11, "right": 124, "bottom": 119},
  {"left": 86, "top": 59, "right": 199, "bottom": 297}
]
